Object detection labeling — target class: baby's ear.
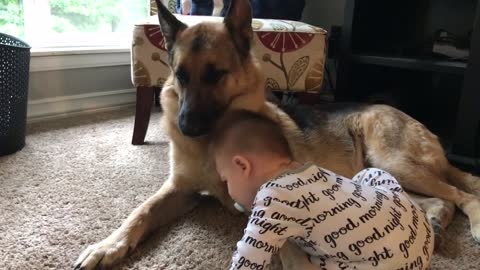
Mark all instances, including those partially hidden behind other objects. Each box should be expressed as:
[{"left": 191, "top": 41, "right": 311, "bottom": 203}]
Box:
[{"left": 233, "top": 155, "right": 250, "bottom": 172}]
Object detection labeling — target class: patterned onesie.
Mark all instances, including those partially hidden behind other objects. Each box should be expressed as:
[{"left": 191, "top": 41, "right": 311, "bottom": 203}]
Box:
[{"left": 230, "top": 164, "right": 434, "bottom": 270}]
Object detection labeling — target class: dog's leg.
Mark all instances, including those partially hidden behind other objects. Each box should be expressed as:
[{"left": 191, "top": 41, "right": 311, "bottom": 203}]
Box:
[
  {"left": 408, "top": 193, "right": 455, "bottom": 249},
  {"left": 358, "top": 106, "right": 480, "bottom": 244},
  {"left": 447, "top": 165, "right": 480, "bottom": 196},
  {"left": 73, "top": 178, "right": 199, "bottom": 270},
  {"left": 392, "top": 170, "right": 480, "bottom": 243}
]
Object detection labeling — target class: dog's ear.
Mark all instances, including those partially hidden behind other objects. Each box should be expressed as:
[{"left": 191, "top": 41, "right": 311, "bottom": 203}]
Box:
[
  {"left": 224, "top": 0, "right": 253, "bottom": 60},
  {"left": 155, "top": 0, "right": 187, "bottom": 51}
]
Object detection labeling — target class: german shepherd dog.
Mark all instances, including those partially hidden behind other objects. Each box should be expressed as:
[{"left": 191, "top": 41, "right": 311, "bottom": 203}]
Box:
[{"left": 74, "top": 0, "right": 480, "bottom": 269}]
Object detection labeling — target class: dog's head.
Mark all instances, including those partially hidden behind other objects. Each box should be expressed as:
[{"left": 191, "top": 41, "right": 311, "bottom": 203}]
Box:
[{"left": 155, "top": 0, "right": 265, "bottom": 137}]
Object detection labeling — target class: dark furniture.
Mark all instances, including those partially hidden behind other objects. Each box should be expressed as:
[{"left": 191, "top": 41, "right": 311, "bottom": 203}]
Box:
[
  {"left": 0, "top": 33, "right": 31, "bottom": 156},
  {"left": 337, "top": 0, "right": 480, "bottom": 168}
]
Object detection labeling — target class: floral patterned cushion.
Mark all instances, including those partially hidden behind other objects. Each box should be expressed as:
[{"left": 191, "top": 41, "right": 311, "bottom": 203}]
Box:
[{"left": 131, "top": 14, "right": 327, "bottom": 93}]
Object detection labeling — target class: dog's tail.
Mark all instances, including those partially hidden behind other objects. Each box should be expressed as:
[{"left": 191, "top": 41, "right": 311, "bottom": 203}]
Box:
[{"left": 447, "top": 164, "right": 480, "bottom": 196}]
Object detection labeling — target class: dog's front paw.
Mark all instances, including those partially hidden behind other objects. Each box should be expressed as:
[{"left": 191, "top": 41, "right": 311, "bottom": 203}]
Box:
[
  {"left": 462, "top": 199, "right": 480, "bottom": 244},
  {"left": 430, "top": 221, "right": 444, "bottom": 250},
  {"left": 471, "top": 221, "right": 480, "bottom": 244},
  {"left": 73, "top": 238, "right": 130, "bottom": 270}
]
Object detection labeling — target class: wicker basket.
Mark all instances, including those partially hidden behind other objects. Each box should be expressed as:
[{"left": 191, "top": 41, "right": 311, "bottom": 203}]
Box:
[{"left": 0, "top": 33, "right": 31, "bottom": 156}]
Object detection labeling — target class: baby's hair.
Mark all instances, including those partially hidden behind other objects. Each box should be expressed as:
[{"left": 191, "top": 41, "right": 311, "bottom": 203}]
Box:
[{"left": 211, "top": 110, "right": 293, "bottom": 159}]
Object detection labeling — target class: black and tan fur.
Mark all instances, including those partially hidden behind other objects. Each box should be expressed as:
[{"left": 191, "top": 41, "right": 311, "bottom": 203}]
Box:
[{"left": 74, "top": 0, "right": 480, "bottom": 269}]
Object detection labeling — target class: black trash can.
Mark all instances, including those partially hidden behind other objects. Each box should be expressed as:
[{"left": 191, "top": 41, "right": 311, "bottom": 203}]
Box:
[{"left": 0, "top": 33, "right": 31, "bottom": 156}]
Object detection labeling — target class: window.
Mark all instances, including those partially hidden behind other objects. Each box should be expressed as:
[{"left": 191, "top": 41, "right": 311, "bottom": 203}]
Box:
[
  {"left": 0, "top": 0, "right": 149, "bottom": 48},
  {"left": 0, "top": 0, "right": 25, "bottom": 37}
]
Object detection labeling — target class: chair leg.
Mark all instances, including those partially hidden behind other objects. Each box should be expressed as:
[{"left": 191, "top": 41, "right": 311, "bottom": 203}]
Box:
[
  {"left": 154, "top": 87, "right": 161, "bottom": 107},
  {"left": 132, "top": 86, "right": 154, "bottom": 145}
]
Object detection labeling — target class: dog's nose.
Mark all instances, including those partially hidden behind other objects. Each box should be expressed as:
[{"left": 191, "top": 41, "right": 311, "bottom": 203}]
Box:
[
  {"left": 178, "top": 113, "right": 209, "bottom": 137},
  {"left": 179, "top": 123, "right": 205, "bottom": 137}
]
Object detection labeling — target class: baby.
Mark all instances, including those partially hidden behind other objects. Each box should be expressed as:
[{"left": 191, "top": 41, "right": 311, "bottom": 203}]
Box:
[{"left": 211, "top": 110, "right": 434, "bottom": 270}]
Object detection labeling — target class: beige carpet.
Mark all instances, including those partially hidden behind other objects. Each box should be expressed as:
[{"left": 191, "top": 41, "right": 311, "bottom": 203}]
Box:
[{"left": 0, "top": 107, "right": 479, "bottom": 270}]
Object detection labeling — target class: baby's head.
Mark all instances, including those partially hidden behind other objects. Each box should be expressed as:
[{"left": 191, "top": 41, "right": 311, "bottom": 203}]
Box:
[{"left": 211, "top": 110, "right": 293, "bottom": 208}]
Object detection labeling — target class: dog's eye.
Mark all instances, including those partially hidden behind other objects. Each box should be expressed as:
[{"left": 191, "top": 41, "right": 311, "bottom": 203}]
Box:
[
  {"left": 203, "top": 64, "right": 228, "bottom": 85},
  {"left": 175, "top": 67, "right": 189, "bottom": 86}
]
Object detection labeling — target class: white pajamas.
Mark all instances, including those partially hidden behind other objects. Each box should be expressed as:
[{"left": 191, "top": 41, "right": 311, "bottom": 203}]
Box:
[{"left": 230, "top": 164, "right": 434, "bottom": 270}]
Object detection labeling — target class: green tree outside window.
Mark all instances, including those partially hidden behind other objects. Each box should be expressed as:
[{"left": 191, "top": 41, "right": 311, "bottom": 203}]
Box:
[{"left": 1, "top": 0, "right": 147, "bottom": 38}]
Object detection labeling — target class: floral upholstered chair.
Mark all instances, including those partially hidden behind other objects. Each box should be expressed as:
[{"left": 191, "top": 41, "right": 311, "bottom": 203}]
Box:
[{"left": 131, "top": 0, "right": 327, "bottom": 144}]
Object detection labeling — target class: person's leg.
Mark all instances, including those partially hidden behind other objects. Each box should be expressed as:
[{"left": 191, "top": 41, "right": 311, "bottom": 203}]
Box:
[
  {"left": 176, "top": 0, "right": 182, "bottom": 14},
  {"left": 352, "top": 168, "right": 404, "bottom": 193},
  {"left": 250, "top": 0, "right": 264, "bottom": 18},
  {"left": 284, "top": 0, "right": 306, "bottom": 20},
  {"left": 250, "top": 0, "right": 306, "bottom": 20},
  {"left": 190, "top": 0, "right": 213, "bottom": 15},
  {"left": 220, "top": 0, "right": 230, "bottom": 16}
]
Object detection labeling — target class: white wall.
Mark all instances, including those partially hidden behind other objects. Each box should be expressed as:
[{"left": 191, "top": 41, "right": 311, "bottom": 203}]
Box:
[
  {"left": 29, "top": 66, "right": 132, "bottom": 100},
  {"left": 27, "top": 54, "right": 136, "bottom": 121}
]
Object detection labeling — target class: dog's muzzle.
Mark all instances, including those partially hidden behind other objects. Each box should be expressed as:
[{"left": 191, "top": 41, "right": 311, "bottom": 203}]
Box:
[
  {"left": 178, "top": 94, "right": 224, "bottom": 137},
  {"left": 178, "top": 112, "right": 208, "bottom": 137}
]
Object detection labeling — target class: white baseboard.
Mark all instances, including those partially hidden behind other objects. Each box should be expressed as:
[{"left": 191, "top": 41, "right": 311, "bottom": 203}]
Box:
[{"left": 28, "top": 88, "right": 136, "bottom": 122}]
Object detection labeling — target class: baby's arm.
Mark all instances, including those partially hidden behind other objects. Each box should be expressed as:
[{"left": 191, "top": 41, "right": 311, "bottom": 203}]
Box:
[
  {"left": 352, "top": 168, "right": 404, "bottom": 193},
  {"left": 230, "top": 189, "right": 306, "bottom": 270},
  {"left": 230, "top": 220, "right": 284, "bottom": 270}
]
